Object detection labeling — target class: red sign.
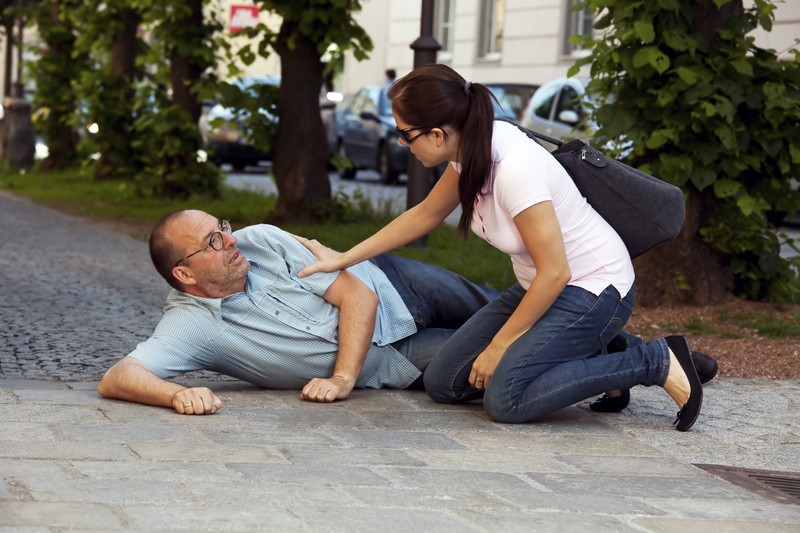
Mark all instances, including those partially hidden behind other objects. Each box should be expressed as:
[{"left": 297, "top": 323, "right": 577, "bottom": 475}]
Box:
[{"left": 230, "top": 5, "right": 259, "bottom": 34}]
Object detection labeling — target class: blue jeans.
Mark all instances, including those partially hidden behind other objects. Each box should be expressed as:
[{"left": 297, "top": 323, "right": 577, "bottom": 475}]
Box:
[
  {"left": 423, "top": 282, "right": 672, "bottom": 423},
  {"left": 371, "top": 254, "right": 501, "bottom": 386}
]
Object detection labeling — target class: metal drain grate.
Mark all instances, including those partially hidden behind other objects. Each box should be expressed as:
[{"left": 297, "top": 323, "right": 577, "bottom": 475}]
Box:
[{"left": 695, "top": 464, "right": 800, "bottom": 505}]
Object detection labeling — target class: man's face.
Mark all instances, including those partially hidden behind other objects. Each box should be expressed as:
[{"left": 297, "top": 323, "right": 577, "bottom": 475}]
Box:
[{"left": 171, "top": 211, "right": 249, "bottom": 298}]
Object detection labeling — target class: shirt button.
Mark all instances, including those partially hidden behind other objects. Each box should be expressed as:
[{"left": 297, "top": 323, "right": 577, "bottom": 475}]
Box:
[
  {"left": 305, "top": 326, "right": 311, "bottom": 331},
  {"left": 274, "top": 310, "right": 280, "bottom": 315}
]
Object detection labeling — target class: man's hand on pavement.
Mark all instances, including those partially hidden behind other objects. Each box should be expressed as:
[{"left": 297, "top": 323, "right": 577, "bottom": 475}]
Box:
[
  {"left": 300, "top": 375, "right": 354, "bottom": 403},
  {"left": 172, "top": 387, "right": 224, "bottom": 415}
]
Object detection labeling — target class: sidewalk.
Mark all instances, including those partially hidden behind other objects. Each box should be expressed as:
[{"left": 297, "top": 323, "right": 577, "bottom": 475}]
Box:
[{"left": 1, "top": 190, "right": 799, "bottom": 532}]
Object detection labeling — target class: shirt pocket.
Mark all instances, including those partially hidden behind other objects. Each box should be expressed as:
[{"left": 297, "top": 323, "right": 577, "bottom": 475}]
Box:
[{"left": 264, "top": 287, "right": 335, "bottom": 326}]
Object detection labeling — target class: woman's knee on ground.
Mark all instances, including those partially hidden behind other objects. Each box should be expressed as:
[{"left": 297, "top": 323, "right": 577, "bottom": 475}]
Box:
[
  {"left": 482, "top": 390, "right": 519, "bottom": 423},
  {"left": 422, "top": 370, "right": 459, "bottom": 403}
]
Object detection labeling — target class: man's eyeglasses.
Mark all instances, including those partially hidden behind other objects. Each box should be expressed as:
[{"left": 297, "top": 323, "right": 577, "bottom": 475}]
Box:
[
  {"left": 395, "top": 125, "right": 434, "bottom": 144},
  {"left": 174, "top": 219, "right": 232, "bottom": 266}
]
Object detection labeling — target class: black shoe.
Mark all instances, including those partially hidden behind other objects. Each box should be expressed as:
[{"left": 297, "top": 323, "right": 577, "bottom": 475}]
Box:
[
  {"left": 666, "top": 335, "right": 703, "bottom": 432},
  {"left": 691, "top": 351, "right": 719, "bottom": 384},
  {"left": 589, "top": 389, "right": 630, "bottom": 412}
]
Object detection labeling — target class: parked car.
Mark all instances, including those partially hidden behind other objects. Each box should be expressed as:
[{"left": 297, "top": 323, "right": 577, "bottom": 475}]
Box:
[
  {"left": 336, "top": 83, "right": 522, "bottom": 184},
  {"left": 335, "top": 85, "right": 407, "bottom": 184},
  {"left": 198, "top": 76, "right": 278, "bottom": 170},
  {"left": 520, "top": 77, "right": 592, "bottom": 145},
  {"left": 199, "top": 76, "right": 339, "bottom": 171},
  {"left": 486, "top": 82, "right": 540, "bottom": 122}
]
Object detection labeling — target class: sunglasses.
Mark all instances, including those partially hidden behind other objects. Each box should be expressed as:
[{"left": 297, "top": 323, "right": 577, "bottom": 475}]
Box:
[{"left": 395, "top": 125, "right": 435, "bottom": 144}]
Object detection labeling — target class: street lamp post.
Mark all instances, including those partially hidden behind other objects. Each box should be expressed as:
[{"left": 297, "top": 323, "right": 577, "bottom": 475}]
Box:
[{"left": 406, "top": 0, "right": 440, "bottom": 248}]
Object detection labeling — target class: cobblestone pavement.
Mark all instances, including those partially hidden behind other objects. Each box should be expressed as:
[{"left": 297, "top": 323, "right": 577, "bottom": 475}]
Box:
[
  {"left": 2, "top": 190, "right": 800, "bottom": 531},
  {"left": 1, "top": 191, "right": 228, "bottom": 384}
]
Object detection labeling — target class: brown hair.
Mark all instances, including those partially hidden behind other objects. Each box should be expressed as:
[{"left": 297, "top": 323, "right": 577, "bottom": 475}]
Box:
[
  {"left": 388, "top": 64, "right": 495, "bottom": 236},
  {"left": 149, "top": 210, "right": 189, "bottom": 290}
]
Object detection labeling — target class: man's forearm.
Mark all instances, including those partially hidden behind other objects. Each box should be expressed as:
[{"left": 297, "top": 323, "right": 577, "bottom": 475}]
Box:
[
  {"left": 332, "top": 287, "right": 378, "bottom": 386},
  {"left": 301, "top": 269, "right": 380, "bottom": 402},
  {"left": 98, "top": 357, "right": 185, "bottom": 408}
]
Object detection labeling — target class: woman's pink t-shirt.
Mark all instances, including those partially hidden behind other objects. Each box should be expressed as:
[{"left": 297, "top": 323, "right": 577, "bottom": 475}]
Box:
[{"left": 459, "top": 121, "right": 634, "bottom": 297}]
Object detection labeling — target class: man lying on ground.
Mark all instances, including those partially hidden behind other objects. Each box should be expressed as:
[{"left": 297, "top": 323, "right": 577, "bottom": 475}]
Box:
[{"left": 97, "top": 209, "right": 499, "bottom": 414}]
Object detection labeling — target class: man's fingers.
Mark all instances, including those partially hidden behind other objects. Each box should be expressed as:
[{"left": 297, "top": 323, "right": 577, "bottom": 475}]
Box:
[
  {"left": 301, "top": 379, "right": 339, "bottom": 403},
  {"left": 174, "top": 388, "right": 221, "bottom": 415},
  {"left": 190, "top": 396, "right": 205, "bottom": 415},
  {"left": 210, "top": 396, "right": 224, "bottom": 414}
]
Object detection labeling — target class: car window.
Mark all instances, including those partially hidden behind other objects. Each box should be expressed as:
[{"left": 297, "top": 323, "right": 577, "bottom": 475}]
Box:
[
  {"left": 487, "top": 87, "right": 514, "bottom": 120},
  {"left": 349, "top": 90, "right": 369, "bottom": 115},
  {"left": 555, "top": 85, "right": 582, "bottom": 122},
  {"left": 502, "top": 93, "right": 528, "bottom": 115},
  {"left": 362, "top": 88, "right": 379, "bottom": 116},
  {"left": 531, "top": 82, "right": 560, "bottom": 120}
]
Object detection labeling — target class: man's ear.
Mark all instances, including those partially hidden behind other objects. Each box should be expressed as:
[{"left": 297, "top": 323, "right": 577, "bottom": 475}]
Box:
[{"left": 172, "top": 265, "right": 198, "bottom": 286}]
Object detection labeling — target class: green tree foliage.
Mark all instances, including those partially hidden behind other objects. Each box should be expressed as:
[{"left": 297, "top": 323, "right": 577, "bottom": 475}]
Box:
[
  {"left": 29, "top": 0, "right": 89, "bottom": 170},
  {"left": 133, "top": 0, "right": 225, "bottom": 198},
  {"left": 30, "top": 0, "right": 224, "bottom": 197},
  {"left": 572, "top": 0, "right": 800, "bottom": 303},
  {"left": 232, "top": 0, "right": 373, "bottom": 221},
  {"left": 70, "top": 1, "right": 143, "bottom": 181}
]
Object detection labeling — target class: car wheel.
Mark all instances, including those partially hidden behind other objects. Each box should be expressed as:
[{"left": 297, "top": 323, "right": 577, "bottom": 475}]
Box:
[
  {"left": 378, "top": 143, "right": 399, "bottom": 185},
  {"left": 232, "top": 161, "right": 247, "bottom": 172},
  {"left": 337, "top": 141, "right": 356, "bottom": 180}
]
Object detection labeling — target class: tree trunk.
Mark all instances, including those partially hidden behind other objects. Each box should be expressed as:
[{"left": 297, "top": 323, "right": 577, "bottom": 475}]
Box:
[
  {"left": 271, "top": 20, "right": 331, "bottom": 222},
  {"left": 633, "top": 188, "right": 732, "bottom": 307},
  {"left": 170, "top": 0, "right": 203, "bottom": 128},
  {"left": 692, "top": 0, "right": 744, "bottom": 47},
  {"left": 40, "top": 0, "right": 80, "bottom": 171},
  {"left": 3, "top": 20, "right": 12, "bottom": 98},
  {"left": 94, "top": 9, "right": 139, "bottom": 181},
  {"left": 634, "top": 0, "right": 743, "bottom": 307},
  {"left": 160, "top": 0, "right": 204, "bottom": 195}
]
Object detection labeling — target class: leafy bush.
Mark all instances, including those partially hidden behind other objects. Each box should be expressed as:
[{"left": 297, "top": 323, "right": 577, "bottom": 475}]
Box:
[{"left": 572, "top": 0, "right": 800, "bottom": 301}]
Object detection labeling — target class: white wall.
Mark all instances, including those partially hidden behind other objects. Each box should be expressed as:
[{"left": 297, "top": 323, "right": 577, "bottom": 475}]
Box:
[
  {"left": 749, "top": 0, "right": 800, "bottom": 58},
  {"left": 338, "top": 0, "right": 800, "bottom": 96},
  {"left": 212, "top": 0, "right": 282, "bottom": 79},
  {"left": 4, "top": 0, "right": 797, "bottom": 97},
  {"left": 340, "top": 0, "right": 588, "bottom": 94}
]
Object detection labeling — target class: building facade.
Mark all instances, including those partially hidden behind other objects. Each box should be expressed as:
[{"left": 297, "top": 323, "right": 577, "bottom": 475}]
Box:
[
  {"left": 337, "top": 0, "right": 800, "bottom": 95},
  {"left": 2, "top": 1, "right": 797, "bottom": 100}
]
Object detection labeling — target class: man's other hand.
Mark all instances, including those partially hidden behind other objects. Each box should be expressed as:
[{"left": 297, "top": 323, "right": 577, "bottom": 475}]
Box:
[{"left": 300, "top": 375, "right": 354, "bottom": 403}]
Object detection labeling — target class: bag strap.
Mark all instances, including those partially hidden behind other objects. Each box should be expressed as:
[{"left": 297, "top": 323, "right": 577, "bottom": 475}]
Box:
[{"left": 495, "top": 117, "right": 565, "bottom": 148}]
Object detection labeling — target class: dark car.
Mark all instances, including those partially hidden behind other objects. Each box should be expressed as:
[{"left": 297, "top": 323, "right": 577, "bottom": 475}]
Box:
[
  {"left": 199, "top": 76, "right": 339, "bottom": 171},
  {"left": 335, "top": 85, "right": 408, "bottom": 184},
  {"left": 198, "top": 76, "right": 279, "bottom": 171}
]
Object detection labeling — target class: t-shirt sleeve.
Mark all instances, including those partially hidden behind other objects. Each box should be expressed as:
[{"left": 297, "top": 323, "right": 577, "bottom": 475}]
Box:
[
  {"left": 493, "top": 149, "right": 560, "bottom": 219},
  {"left": 128, "top": 310, "right": 215, "bottom": 379}
]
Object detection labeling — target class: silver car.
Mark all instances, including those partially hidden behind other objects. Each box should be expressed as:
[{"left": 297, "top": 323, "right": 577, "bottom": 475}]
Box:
[{"left": 520, "top": 77, "right": 592, "bottom": 147}]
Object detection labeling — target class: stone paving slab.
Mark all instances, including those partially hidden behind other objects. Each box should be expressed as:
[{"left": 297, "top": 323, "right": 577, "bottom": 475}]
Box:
[{"left": 1, "top": 380, "right": 799, "bottom": 532}]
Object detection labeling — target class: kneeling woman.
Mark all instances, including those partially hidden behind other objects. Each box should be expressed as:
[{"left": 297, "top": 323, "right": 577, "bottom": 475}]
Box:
[{"left": 299, "top": 64, "right": 703, "bottom": 431}]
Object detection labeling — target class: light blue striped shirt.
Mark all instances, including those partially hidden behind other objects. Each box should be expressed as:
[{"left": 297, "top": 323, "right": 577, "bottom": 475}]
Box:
[{"left": 130, "top": 224, "right": 420, "bottom": 389}]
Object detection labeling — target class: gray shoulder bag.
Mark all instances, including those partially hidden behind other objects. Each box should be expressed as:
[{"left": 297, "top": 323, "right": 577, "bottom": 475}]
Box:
[{"left": 500, "top": 119, "right": 686, "bottom": 259}]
